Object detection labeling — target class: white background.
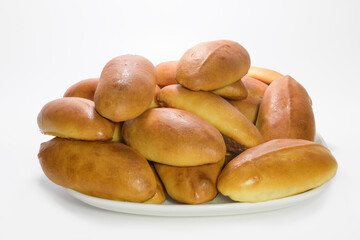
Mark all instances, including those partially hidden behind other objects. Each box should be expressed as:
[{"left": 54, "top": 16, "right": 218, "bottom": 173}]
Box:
[{"left": 1, "top": 0, "right": 359, "bottom": 239}]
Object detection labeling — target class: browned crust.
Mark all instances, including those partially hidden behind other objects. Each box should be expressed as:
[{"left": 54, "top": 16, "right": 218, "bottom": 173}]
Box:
[
  {"left": 157, "top": 85, "right": 264, "bottom": 148},
  {"left": 156, "top": 61, "right": 178, "bottom": 87},
  {"left": 37, "top": 97, "right": 115, "bottom": 141},
  {"left": 228, "top": 96, "right": 260, "bottom": 124},
  {"left": 144, "top": 164, "right": 166, "bottom": 204},
  {"left": 256, "top": 75, "right": 315, "bottom": 141},
  {"left": 212, "top": 79, "right": 248, "bottom": 100},
  {"left": 38, "top": 138, "right": 157, "bottom": 202},
  {"left": 94, "top": 55, "right": 157, "bottom": 122},
  {"left": 217, "top": 139, "right": 338, "bottom": 202},
  {"left": 154, "top": 159, "right": 224, "bottom": 204},
  {"left": 176, "top": 40, "right": 250, "bottom": 91},
  {"left": 122, "top": 108, "right": 226, "bottom": 166},
  {"left": 241, "top": 76, "right": 268, "bottom": 99},
  {"left": 63, "top": 78, "right": 99, "bottom": 101},
  {"left": 247, "top": 66, "right": 283, "bottom": 85},
  {"left": 149, "top": 85, "right": 161, "bottom": 108}
]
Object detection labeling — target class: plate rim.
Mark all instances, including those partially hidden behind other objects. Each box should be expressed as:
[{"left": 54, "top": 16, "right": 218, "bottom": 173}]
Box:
[
  {"left": 65, "top": 132, "right": 330, "bottom": 216},
  {"left": 66, "top": 182, "right": 329, "bottom": 216}
]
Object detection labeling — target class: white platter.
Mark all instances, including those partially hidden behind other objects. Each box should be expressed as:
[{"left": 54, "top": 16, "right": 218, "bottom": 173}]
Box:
[
  {"left": 67, "top": 183, "right": 328, "bottom": 216},
  {"left": 66, "top": 133, "right": 329, "bottom": 216}
]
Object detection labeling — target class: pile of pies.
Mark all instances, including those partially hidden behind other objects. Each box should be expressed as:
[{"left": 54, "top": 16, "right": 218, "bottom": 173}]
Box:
[{"left": 37, "top": 40, "right": 337, "bottom": 204}]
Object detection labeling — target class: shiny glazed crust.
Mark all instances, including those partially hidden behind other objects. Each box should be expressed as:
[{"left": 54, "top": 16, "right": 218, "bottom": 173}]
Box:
[
  {"left": 229, "top": 96, "right": 259, "bottom": 123},
  {"left": 217, "top": 139, "right": 338, "bottom": 202},
  {"left": 38, "top": 138, "right": 157, "bottom": 202},
  {"left": 241, "top": 76, "right": 268, "bottom": 99},
  {"left": 256, "top": 75, "right": 316, "bottom": 141},
  {"left": 154, "top": 159, "right": 224, "bottom": 204},
  {"left": 228, "top": 76, "right": 268, "bottom": 123},
  {"left": 37, "top": 97, "right": 115, "bottom": 141},
  {"left": 155, "top": 61, "right": 178, "bottom": 87},
  {"left": 211, "top": 79, "right": 248, "bottom": 100},
  {"left": 122, "top": 108, "right": 226, "bottom": 166},
  {"left": 143, "top": 165, "right": 166, "bottom": 204},
  {"left": 94, "top": 54, "right": 157, "bottom": 122},
  {"left": 176, "top": 40, "right": 250, "bottom": 91},
  {"left": 157, "top": 85, "right": 264, "bottom": 148},
  {"left": 63, "top": 78, "right": 99, "bottom": 101},
  {"left": 247, "top": 66, "right": 283, "bottom": 85},
  {"left": 149, "top": 85, "right": 161, "bottom": 108}
]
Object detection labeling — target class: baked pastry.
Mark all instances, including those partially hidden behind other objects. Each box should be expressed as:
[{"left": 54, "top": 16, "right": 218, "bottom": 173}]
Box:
[
  {"left": 176, "top": 40, "right": 250, "bottom": 91},
  {"left": 38, "top": 138, "right": 157, "bottom": 202},
  {"left": 122, "top": 108, "right": 226, "bottom": 166},
  {"left": 155, "top": 61, "right": 178, "bottom": 87},
  {"left": 247, "top": 66, "right": 283, "bottom": 85},
  {"left": 256, "top": 75, "right": 315, "bottom": 141},
  {"left": 37, "top": 97, "right": 115, "bottom": 141},
  {"left": 228, "top": 76, "right": 268, "bottom": 123},
  {"left": 228, "top": 97, "right": 259, "bottom": 124},
  {"left": 154, "top": 159, "right": 224, "bottom": 204},
  {"left": 217, "top": 139, "right": 337, "bottom": 202},
  {"left": 241, "top": 76, "right": 268, "bottom": 99},
  {"left": 149, "top": 85, "right": 161, "bottom": 108},
  {"left": 94, "top": 55, "right": 157, "bottom": 122},
  {"left": 211, "top": 80, "right": 248, "bottom": 100},
  {"left": 63, "top": 78, "right": 99, "bottom": 101},
  {"left": 37, "top": 39, "right": 337, "bottom": 207},
  {"left": 143, "top": 165, "right": 166, "bottom": 204},
  {"left": 156, "top": 58, "right": 248, "bottom": 101},
  {"left": 157, "top": 85, "right": 264, "bottom": 155}
]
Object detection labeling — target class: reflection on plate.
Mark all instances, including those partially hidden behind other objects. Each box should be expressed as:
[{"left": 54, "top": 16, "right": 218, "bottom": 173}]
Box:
[
  {"left": 66, "top": 133, "right": 329, "bottom": 216},
  {"left": 67, "top": 183, "right": 328, "bottom": 216}
]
